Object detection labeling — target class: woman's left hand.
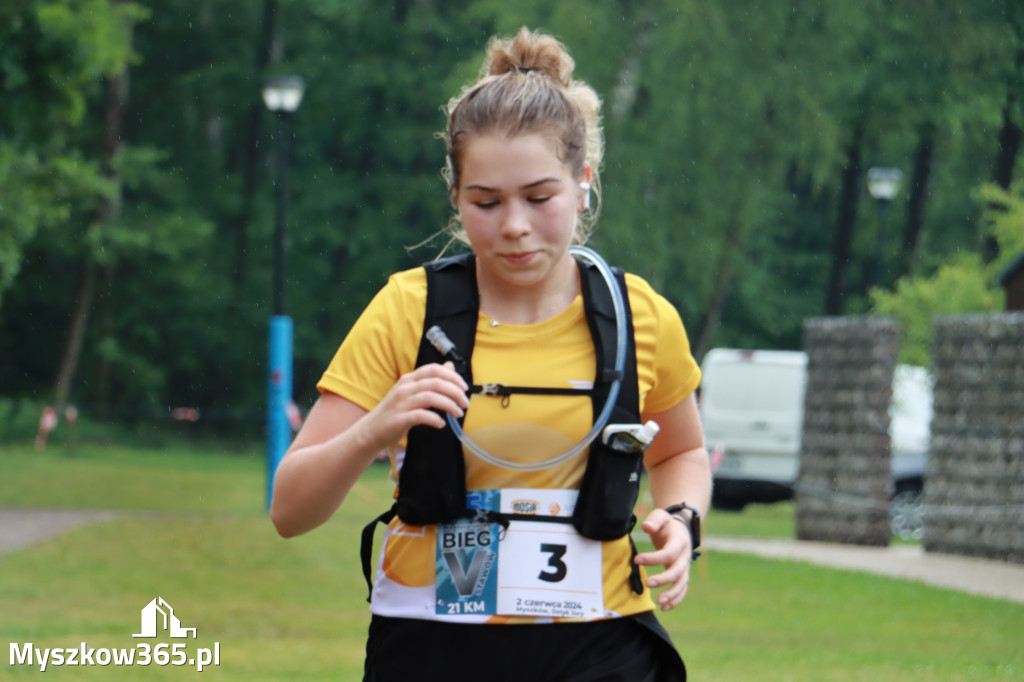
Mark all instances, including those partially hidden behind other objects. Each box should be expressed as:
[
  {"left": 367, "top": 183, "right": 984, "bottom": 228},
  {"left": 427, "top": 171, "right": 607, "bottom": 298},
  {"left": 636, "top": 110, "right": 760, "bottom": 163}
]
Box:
[{"left": 634, "top": 508, "right": 694, "bottom": 611}]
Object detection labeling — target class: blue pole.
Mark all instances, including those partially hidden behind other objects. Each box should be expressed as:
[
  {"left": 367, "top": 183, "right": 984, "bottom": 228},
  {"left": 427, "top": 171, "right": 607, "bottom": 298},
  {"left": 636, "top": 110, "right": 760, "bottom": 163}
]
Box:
[{"left": 267, "top": 315, "right": 293, "bottom": 509}]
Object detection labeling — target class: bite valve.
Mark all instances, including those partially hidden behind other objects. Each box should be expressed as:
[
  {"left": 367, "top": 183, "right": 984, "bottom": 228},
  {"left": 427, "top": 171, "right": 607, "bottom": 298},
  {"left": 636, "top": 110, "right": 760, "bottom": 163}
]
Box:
[{"left": 426, "top": 325, "right": 464, "bottom": 364}]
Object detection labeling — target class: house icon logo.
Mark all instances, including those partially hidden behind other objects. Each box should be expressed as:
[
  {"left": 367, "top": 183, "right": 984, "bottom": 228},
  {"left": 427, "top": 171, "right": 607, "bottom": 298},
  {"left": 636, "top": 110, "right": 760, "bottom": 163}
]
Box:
[{"left": 132, "top": 597, "right": 197, "bottom": 639}]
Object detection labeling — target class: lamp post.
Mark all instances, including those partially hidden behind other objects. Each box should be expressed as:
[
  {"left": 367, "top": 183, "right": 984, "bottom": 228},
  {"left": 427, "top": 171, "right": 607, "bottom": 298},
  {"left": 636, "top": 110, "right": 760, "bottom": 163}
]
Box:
[
  {"left": 866, "top": 167, "right": 903, "bottom": 288},
  {"left": 262, "top": 75, "right": 305, "bottom": 509}
]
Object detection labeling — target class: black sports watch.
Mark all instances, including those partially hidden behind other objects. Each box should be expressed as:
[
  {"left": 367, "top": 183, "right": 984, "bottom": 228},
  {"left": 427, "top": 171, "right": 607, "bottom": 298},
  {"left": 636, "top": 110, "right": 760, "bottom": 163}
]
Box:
[{"left": 665, "top": 502, "right": 702, "bottom": 560}]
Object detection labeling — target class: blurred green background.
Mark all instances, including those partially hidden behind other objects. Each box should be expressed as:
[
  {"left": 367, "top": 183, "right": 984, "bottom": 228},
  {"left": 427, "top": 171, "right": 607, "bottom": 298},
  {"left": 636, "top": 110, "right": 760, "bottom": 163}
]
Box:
[
  {"left": 3, "top": 3, "right": 1024, "bottom": 678},
  {"left": 2, "top": 1, "right": 1023, "bottom": 442}
]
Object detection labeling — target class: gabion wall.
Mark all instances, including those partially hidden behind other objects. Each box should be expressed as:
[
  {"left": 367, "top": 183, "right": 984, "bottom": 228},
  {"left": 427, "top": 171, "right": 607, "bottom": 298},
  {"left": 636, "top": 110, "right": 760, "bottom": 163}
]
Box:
[
  {"left": 924, "top": 313, "right": 1024, "bottom": 564},
  {"left": 796, "top": 316, "right": 900, "bottom": 546}
]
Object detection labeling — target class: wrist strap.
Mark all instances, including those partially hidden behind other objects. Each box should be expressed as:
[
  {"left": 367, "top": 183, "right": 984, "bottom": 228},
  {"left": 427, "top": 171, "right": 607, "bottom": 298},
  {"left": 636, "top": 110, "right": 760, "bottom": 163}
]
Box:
[{"left": 664, "top": 502, "right": 702, "bottom": 560}]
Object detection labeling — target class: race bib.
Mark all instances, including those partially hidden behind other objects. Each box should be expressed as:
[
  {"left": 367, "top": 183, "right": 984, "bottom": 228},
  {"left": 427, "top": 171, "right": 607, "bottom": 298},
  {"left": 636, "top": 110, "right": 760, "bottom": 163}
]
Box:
[
  {"left": 435, "top": 490, "right": 500, "bottom": 616},
  {"left": 435, "top": 490, "right": 604, "bottom": 618}
]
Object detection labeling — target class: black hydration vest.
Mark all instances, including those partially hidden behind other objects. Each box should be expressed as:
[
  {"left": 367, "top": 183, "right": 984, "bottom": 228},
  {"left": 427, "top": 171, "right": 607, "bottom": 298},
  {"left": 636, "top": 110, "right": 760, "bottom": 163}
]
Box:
[{"left": 361, "top": 252, "right": 646, "bottom": 598}]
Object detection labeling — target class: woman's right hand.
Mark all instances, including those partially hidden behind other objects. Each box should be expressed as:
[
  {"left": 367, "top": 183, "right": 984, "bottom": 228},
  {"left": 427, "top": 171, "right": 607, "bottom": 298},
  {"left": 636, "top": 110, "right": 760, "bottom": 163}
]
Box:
[
  {"left": 361, "top": 361, "right": 472, "bottom": 448},
  {"left": 271, "top": 361, "right": 470, "bottom": 538}
]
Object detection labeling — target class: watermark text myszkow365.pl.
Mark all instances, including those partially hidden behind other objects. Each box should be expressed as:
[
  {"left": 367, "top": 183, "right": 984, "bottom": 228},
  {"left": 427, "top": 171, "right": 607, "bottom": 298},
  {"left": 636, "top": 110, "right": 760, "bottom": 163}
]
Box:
[{"left": 9, "top": 596, "right": 221, "bottom": 672}]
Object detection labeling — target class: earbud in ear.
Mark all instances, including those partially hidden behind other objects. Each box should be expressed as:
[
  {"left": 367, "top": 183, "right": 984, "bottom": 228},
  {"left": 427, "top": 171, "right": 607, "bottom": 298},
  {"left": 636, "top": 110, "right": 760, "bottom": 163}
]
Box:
[{"left": 579, "top": 181, "right": 592, "bottom": 210}]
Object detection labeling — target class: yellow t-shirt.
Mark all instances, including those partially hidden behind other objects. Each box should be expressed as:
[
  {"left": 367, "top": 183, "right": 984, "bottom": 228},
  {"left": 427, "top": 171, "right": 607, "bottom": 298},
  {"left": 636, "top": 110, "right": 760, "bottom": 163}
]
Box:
[{"left": 318, "top": 263, "right": 701, "bottom": 623}]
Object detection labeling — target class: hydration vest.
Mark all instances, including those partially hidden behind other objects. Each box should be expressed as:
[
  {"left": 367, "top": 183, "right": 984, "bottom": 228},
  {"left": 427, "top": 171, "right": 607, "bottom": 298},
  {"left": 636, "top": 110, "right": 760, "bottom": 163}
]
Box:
[{"left": 361, "top": 252, "right": 647, "bottom": 599}]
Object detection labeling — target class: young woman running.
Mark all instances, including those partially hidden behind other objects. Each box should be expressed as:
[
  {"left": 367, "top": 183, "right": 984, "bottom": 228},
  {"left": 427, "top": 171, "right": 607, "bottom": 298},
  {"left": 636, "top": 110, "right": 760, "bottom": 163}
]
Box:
[{"left": 271, "top": 27, "right": 711, "bottom": 682}]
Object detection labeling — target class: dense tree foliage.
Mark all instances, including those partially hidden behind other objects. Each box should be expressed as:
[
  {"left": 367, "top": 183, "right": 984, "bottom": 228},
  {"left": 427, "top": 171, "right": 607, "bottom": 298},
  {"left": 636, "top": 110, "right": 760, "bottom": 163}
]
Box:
[
  {"left": 1, "top": 0, "right": 1021, "bottom": 434},
  {"left": 871, "top": 182, "right": 1024, "bottom": 367},
  {"left": 0, "top": 0, "right": 142, "bottom": 305}
]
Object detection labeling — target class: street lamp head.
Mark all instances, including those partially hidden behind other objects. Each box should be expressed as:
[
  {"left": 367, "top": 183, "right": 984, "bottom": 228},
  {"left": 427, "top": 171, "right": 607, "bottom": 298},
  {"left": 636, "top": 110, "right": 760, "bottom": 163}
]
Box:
[
  {"left": 867, "top": 167, "right": 903, "bottom": 202},
  {"left": 262, "top": 75, "right": 306, "bottom": 113}
]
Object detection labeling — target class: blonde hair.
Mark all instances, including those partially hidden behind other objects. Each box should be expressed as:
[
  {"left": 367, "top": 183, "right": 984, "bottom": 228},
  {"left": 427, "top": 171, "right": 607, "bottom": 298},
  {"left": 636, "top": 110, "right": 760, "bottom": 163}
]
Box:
[{"left": 441, "top": 27, "right": 604, "bottom": 244}]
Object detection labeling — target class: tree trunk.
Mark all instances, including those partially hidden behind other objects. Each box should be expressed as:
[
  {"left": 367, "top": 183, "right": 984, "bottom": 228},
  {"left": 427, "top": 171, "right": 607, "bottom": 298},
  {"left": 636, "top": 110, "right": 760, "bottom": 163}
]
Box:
[
  {"left": 984, "top": 15, "right": 1024, "bottom": 262},
  {"left": 94, "top": 264, "right": 116, "bottom": 421},
  {"left": 899, "top": 123, "right": 935, "bottom": 279},
  {"left": 825, "top": 125, "right": 864, "bottom": 315},
  {"left": 692, "top": 212, "right": 745, "bottom": 360},
  {"left": 609, "top": 4, "right": 656, "bottom": 121},
  {"left": 52, "top": 30, "right": 130, "bottom": 410},
  {"left": 52, "top": 264, "right": 97, "bottom": 410},
  {"left": 230, "top": 0, "right": 278, "bottom": 298},
  {"left": 992, "top": 103, "right": 1021, "bottom": 190},
  {"left": 984, "top": 99, "right": 1022, "bottom": 263}
]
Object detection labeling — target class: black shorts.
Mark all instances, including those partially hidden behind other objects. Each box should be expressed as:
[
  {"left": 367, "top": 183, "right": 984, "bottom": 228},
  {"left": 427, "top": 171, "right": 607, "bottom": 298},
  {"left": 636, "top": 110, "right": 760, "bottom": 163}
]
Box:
[{"left": 363, "top": 612, "right": 686, "bottom": 682}]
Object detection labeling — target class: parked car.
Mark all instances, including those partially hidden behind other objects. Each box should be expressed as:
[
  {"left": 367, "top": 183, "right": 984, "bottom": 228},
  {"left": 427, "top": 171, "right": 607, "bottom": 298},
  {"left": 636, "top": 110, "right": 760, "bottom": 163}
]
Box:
[
  {"left": 698, "top": 349, "right": 933, "bottom": 539},
  {"left": 699, "top": 349, "right": 807, "bottom": 509},
  {"left": 887, "top": 364, "right": 932, "bottom": 539}
]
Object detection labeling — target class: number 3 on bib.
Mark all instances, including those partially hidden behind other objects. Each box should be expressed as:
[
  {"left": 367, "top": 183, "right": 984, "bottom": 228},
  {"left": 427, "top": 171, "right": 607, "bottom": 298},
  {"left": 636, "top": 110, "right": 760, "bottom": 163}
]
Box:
[
  {"left": 496, "top": 523, "right": 604, "bottom": 618},
  {"left": 538, "top": 543, "right": 568, "bottom": 582}
]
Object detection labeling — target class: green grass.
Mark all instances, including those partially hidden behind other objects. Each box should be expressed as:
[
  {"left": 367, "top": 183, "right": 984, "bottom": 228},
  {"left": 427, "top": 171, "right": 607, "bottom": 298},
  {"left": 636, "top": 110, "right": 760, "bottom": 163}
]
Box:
[
  {"left": 700, "top": 501, "right": 799, "bottom": 539},
  {"left": 1, "top": 445, "right": 1022, "bottom": 680},
  {"left": 0, "top": 444, "right": 266, "bottom": 514}
]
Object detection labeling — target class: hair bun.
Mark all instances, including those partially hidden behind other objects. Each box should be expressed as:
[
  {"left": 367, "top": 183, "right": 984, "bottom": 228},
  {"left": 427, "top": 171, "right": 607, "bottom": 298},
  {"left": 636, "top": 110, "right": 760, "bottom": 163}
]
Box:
[
  {"left": 486, "top": 27, "right": 574, "bottom": 88},
  {"left": 443, "top": 26, "right": 605, "bottom": 244}
]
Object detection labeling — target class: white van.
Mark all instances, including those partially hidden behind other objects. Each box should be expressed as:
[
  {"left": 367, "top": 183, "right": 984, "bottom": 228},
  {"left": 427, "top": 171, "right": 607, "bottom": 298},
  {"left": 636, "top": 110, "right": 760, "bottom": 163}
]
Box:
[
  {"left": 698, "top": 348, "right": 932, "bottom": 537},
  {"left": 698, "top": 349, "right": 807, "bottom": 510},
  {"left": 888, "top": 364, "right": 933, "bottom": 539}
]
